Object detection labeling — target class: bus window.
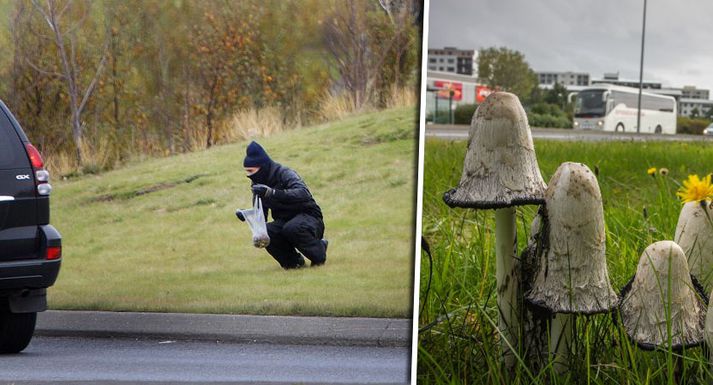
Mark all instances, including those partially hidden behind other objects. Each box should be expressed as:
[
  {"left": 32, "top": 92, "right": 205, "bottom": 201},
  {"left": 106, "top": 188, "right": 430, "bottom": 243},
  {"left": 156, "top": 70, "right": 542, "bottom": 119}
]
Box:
[
  {"left": 642, "top": 95, "right": 675, "bottom": 112},
  {"left": 611, "top": 91, "right": 639, "bottom": 108},
  {"left": 575, "top": 90, "right": 606, "bottom": 117}
]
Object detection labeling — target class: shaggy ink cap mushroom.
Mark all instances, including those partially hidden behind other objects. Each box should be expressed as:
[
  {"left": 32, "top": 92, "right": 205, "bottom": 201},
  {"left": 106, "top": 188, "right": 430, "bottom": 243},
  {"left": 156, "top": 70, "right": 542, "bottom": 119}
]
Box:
[
  {"left": 620, "top": 240, "right": 707, "bottom": 350},
  {"left": 526, "top": 162, "right": 619, "bottom": 314},
  {"left": 705, "top": 286, "right": 713, "bottom": 356},
  {"left": 674, "top": 200, "right": 713, "bottom": 291},
  {"left": 443, "top": 92, "right": 546, "bottom": 209}
]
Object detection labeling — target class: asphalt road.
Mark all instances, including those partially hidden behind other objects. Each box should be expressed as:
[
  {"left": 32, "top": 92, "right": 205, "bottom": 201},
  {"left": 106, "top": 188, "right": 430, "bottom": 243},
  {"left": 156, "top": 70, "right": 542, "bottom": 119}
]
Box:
[
  {"left": 426, "top": 124, "right": 713, "bottom": 142},
  {"left": 0, "top": 336, "right": 410, "bottom": 384}
]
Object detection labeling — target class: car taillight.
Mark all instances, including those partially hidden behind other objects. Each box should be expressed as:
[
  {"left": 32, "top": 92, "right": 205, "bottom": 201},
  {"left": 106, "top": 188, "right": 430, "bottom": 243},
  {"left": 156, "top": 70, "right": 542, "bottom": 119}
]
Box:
[
  {"left": 46, "top": 246, "right": 61, "bottom": 260},
  {"left": 24, "top": 143, "right": 44, "bottom": 169},
  {"left": 24, "top": 143, "right": 52, "bottom": 196}
]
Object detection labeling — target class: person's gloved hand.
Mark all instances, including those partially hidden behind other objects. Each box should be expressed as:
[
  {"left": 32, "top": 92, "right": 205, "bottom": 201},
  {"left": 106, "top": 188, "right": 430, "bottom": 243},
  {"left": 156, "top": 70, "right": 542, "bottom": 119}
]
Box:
[
  {"left": 235, "top": 209, "right": 246, "bottom": 222},
  {"left": 252, "top": 184, "right": 273, "bottom": 198}
]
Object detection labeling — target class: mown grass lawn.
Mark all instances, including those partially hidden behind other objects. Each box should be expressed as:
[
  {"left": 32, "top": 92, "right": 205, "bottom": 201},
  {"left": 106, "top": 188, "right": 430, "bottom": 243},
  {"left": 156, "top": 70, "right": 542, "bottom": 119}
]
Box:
[
  {"left": 49, "top": 107, "right": 417, "bottom": 318},
  {"left": 419, "top": 138, "right": 713, "bottom": 384}
]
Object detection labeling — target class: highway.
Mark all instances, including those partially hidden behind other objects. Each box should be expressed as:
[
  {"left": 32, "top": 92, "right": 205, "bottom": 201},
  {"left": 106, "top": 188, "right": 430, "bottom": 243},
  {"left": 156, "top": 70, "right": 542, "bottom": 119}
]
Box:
[
  {"left": 426, "top": 124, "right": 713, "bottom": 142},
  {"left": 0, "top": 336, "right": 410, "bottom": 384}
]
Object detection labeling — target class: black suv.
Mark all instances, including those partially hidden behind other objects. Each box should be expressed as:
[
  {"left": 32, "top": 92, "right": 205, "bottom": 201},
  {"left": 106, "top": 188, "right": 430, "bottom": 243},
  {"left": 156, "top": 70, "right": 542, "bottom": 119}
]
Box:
[{"left": 0, "top": 100, "right": 61, "bottom": 353}]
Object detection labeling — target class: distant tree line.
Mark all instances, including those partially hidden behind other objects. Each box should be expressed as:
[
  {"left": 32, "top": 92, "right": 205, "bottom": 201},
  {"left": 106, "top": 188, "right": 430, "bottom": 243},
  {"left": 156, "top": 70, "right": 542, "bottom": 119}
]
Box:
[
  {"left": 447, "top": 46, "right": 573, "bottom": 127},
  {"left": 0, "top": 0, "right": 421, "bottom": 172},
  {"left": 473, "top": 46, "right": 713, "bottom": 132}
]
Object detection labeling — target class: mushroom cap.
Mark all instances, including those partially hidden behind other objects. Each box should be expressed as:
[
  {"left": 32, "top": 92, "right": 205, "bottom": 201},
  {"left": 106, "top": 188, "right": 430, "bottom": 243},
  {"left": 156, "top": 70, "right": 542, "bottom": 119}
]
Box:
[
  {"left": 526, "top": 162, "right": 618, "bottom": 314},
  {"left": 674, "top": 200, "right": 713, "bottom": 290},
  {"left": 443, "top": 92, "right": 546, "bottom": 209},
  {"left": 620, "top": 241, "right": 707, "bottom": 350}
]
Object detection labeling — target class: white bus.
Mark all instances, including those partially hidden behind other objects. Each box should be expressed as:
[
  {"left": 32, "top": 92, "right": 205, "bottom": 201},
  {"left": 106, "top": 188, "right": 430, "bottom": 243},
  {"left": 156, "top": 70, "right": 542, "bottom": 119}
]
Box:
[{"left": 573, "top": 84, "right": 677, "bottom": 134}]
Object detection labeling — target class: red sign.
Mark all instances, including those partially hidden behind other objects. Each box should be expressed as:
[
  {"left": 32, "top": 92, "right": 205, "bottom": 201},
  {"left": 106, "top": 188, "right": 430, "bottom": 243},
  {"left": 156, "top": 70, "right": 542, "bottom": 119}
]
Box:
[
  {"left": 434, "top": 81, "right": 462, "bottom": 101},
  {"left": 476, "top": 85, "right": 493, "bottom": 103}
]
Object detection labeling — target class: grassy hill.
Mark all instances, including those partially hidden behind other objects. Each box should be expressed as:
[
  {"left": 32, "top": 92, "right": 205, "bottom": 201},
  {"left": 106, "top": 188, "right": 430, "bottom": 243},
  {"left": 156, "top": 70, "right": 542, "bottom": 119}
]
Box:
[{"left": 49, "top": 107, "right": 417, "bottom": 318}]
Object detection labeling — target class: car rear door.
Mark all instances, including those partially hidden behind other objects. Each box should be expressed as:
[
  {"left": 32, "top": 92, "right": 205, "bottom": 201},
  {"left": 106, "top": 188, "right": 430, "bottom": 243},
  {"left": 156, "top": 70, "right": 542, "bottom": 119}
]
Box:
[{"left": 0, "top": 110, "right": 39, "bottom": 261}]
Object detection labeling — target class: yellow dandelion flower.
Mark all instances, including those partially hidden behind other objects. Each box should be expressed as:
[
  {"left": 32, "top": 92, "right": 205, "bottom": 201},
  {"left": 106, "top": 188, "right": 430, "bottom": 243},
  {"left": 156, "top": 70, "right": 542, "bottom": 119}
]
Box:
[
  {"left": 677, "top": 174, "right": 713, "bottom": 203},
  {"left": 647, "top": 167, "right": 657, "bottom": 176}
]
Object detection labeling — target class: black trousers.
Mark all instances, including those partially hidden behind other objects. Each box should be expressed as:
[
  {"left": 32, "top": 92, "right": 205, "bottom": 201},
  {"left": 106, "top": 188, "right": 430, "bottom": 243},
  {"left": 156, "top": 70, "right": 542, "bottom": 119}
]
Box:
[{"left": 266, "top": 214, "right": 325, "bottom": 269}]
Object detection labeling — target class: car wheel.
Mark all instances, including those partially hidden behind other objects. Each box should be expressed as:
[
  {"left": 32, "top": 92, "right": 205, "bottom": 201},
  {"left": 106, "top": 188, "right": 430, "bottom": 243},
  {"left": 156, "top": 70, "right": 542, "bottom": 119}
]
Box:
[
  {"left": 0, "top": 312, "right": 36, "bottom": 353},
  {"left": 655, "top": 125, "right": 662, "bottom": 134},
  {"left": 616, "top": 123, "right": 624, "bottom": 132}
]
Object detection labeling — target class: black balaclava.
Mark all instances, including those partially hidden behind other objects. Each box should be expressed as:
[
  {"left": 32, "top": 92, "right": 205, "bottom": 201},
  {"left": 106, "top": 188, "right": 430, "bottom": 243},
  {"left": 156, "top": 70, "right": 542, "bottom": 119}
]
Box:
[{"left": 244, "top": 141, "right": 273, "bottom": 185}]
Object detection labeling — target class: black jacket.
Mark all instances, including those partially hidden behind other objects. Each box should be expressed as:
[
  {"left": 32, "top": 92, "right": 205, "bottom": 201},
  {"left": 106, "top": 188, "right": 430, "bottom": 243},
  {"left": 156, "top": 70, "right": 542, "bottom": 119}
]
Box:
[{"left": 250, "top": 162, "right": 323, "bottom": 222}]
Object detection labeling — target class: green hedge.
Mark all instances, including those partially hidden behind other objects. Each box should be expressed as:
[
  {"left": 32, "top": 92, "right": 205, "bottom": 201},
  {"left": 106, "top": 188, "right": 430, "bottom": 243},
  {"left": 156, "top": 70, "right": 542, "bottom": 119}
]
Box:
[
  {"left": 527, "top": 113, "right": 572, "bottom": 128},
  {"left": 677, "top": 116, "right": 711, "bottom": 135},
  {"left": 453, "top": 104, "right": 478, "bottom": 125},
  {"left": 443, "top": 102, "right": 574, "bottom": 128},
  {"left": 526, "top": 103, "right": 572, "bottom": 128}
]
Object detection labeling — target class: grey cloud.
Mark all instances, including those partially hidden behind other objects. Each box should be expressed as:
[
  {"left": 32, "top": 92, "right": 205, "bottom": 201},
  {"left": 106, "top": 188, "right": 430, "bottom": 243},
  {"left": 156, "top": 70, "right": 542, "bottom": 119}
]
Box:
[{"left": 428, "top": 0, "right": 713, "bottom": 92}]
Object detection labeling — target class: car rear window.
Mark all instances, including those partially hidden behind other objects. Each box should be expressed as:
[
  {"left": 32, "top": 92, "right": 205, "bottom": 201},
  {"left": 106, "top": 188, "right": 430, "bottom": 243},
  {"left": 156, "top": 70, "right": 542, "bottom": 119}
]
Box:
[{"left": 0, "top": 115, "right": 26, "bottom": 169}]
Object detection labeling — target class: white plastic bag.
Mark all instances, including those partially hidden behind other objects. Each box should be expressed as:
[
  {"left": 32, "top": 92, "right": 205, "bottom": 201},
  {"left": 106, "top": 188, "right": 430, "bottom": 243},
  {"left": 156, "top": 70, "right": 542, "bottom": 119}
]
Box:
[{"left": 238, "top": 197, "right": 270, "bottom": 248}]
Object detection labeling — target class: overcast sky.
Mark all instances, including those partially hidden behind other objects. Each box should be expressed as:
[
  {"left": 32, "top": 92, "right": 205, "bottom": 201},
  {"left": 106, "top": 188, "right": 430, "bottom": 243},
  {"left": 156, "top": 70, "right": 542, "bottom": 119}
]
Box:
[{"left": 427, "top": 0, "right": 713, "bottom": 96}]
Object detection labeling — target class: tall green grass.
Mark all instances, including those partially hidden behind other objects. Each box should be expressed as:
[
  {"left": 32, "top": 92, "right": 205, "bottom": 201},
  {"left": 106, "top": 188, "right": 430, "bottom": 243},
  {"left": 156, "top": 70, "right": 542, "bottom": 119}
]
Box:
[
  {"left": 419, "top": 139, "right": 713, "bottom": 383},
  {"left": 48, "top": 107, "right": 417, "bottom": 318}
]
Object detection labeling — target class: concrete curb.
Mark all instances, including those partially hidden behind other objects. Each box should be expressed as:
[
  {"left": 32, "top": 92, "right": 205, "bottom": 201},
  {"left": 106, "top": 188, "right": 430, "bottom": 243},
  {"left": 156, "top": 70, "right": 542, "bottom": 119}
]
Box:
[{"left": 35, "top": 310, "right": 412, "bottom": 347}]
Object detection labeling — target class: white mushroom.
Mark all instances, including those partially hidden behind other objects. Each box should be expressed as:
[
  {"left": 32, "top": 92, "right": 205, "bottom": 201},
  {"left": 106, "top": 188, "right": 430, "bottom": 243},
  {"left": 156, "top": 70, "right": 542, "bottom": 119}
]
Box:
[
  {"left": 705, "top": 288, "right": 713, "bottom": 368},
  {"left": 527, "top": 162, "right": 618, "bottom": 314},
  {"left": 620, "top": 241, "right": 706, "bottom": 349},
  {"left": 526, "top": 162, "right": 618, "bottom": 370},
  {"left": 674, "top": 200, "right": 713, "bottom": 291},
  {"left": 443, "top": 92, "right": 546, "bottom": 369},
  {"left": 519, "top": 209, "right": 550, "bottom": 369},
  {"left": 443, "top": 92, "right": 546, "bottom": 209}
]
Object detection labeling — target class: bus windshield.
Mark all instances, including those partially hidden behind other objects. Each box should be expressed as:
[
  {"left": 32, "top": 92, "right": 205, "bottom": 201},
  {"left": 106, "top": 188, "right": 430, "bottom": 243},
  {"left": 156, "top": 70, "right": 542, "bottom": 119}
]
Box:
[{"left": 574, "top": 90, "right": 606, "bottom": 117}]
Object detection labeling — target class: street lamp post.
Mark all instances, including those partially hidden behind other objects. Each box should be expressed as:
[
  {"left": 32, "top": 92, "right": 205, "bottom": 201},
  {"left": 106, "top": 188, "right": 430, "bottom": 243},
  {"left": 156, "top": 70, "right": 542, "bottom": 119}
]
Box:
[
  {"left": 449, "top": 90, "right": 454, "bottom": 124},
  {"left": 636, "top": 0, "right": 648, "bottom": 133}
]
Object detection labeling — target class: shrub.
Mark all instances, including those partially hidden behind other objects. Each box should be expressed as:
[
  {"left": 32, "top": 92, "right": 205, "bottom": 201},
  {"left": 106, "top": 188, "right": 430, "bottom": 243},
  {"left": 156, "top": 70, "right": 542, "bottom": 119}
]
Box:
[
  {"left": 526, "top": 103, "right": 572, "bottom": 129},
  {"left": 677, "top": 116, "right": 711, "bottom": 135},
  {"left": 529, "top": 102, "right": 563, "bottom": 116},
  {"left": 528, "top": 113, "right": 572, "bottom": 129},
  {"left": 453, "top": 104, "right": 478, "bottom": 125}
]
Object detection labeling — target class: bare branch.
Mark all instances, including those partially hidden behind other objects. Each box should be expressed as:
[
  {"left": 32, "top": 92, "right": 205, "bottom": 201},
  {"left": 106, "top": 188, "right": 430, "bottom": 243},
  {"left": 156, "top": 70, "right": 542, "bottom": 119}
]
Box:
[
  {"left": 77, "top": 37, "right": 110, "bottom": 115},
  {"left": 378, "top": 0, "right": 394, "bottom": 23},
  {"left": 65, "top": 3, "right": 89, "bottom": 36},
  {"left": 69, "top": 31, "right": 77, "bottom": 81},
  {"left": 30, "top": 0, "right": 54, "bottom": 31},
  {"left": 56, "top": 0, "right": 72, "bottom": 20},
  {"left": 25, "top": 58, "right": 65, "bottom": 79}
]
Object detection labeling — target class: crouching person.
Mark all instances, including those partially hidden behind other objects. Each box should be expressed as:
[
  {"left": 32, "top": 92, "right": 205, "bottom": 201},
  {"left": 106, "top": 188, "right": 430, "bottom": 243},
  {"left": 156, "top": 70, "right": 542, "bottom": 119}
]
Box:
[{"left": 236, "top": 141, "right": 328, "bottom": 269}]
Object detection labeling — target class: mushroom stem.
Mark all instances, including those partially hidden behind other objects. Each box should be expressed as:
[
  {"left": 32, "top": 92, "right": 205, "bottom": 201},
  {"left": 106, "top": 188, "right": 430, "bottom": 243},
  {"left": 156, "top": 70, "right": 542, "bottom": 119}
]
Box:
[
  {"left": 521, "top": 210, "right": 550, "bottom": 370},
  {"left": 705, "top": 289, "right": 713, "bottom": 381},
  {"left": 550, "top": 313, "right": 573, "bottom": 373},
  {"left": 495, "top": 207, "right": 519, "bottom": 369}
]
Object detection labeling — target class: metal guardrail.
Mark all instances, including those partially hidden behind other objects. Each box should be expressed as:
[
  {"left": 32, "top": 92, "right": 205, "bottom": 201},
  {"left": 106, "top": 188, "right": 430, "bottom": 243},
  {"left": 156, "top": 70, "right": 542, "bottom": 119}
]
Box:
[{"left": 426, "top": 124, "right": 713, "bottom": 142}]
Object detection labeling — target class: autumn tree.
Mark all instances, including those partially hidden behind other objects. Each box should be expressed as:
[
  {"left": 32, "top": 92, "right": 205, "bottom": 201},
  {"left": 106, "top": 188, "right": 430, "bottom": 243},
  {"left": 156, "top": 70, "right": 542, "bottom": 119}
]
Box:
[
  {"left": 323, "top": 1, "right": 420, "bottom": 110},
  {"left": 31, "top": 0, "right": 109, "bottom": 165},
  {"left": 324, "top": 2, "right": 386, "bottom": 109},
  {"left": 0, "top": 0, "right": 419, "bottom": 172},
  {"left": 252, "top": 0, "right": 331, "bottom": 125},
  {"left": 8, "top": 0, "right": 71, "bottom": 153},
  {"left": 371, "top": 0, "right": 421, "bottom": 107},
  {"left": 190, "top": 2, "right": 266, "bottom": 148}
]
